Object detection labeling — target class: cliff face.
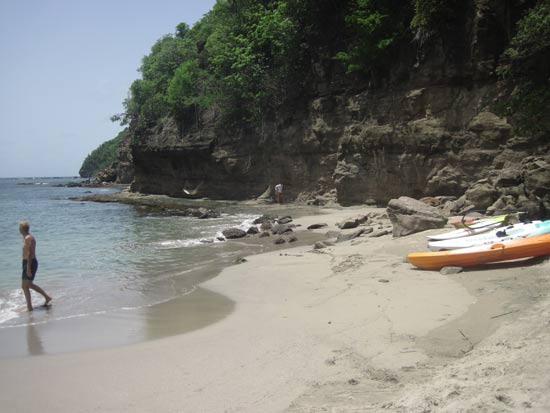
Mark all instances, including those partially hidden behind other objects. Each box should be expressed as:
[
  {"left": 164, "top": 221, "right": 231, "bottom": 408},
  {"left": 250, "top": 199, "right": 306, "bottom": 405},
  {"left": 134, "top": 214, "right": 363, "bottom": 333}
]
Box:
[{"left": 129, "top": 1, "right": 549, "bottom": 216}]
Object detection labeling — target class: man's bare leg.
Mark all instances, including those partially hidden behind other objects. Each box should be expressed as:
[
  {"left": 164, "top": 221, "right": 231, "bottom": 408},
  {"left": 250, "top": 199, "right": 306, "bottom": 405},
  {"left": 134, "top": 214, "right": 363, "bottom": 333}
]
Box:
[
  {"left": 22, "top": 280, "right": 33, "bottom": 311},
  {"left": 29, "top": 283, "right": 52, "bottom": 306}
]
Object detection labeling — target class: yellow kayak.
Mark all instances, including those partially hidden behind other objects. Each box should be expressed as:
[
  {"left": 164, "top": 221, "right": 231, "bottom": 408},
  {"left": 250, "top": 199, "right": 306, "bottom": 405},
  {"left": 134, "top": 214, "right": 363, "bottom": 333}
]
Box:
[{"left": 408, "top": 233, "right": 550, "bottom": 270}]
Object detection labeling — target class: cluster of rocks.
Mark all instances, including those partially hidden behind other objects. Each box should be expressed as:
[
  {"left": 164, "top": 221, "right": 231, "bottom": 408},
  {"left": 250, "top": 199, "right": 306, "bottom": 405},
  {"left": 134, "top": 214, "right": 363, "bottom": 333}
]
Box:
[
  {"left": 220, "top": 210, "right": 396, "bottom": 247},
  {"left": 178, "top": 207, "right": 220, "bottom": 219},
  {"left": 387, "top": 174, "right": 549, "bottom": 239},
  {"left": 414, "top": 154, "right": 550, "bottom": 222},
  {"left": 221, "top": 214, "right": 299, "bottom": 245},
  {"left": 313, "top": 212, "right": 393, "bottom": 250}
]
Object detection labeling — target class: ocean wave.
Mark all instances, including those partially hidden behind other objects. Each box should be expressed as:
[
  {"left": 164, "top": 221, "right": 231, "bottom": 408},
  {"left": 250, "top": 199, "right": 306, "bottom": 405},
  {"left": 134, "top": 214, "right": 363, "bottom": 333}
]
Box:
[
  {"left": 155, "top": 238, "right": 223, "bottom": 249},
  {"left": 0, "top": 290, "right": 24, "bottom": 324}
]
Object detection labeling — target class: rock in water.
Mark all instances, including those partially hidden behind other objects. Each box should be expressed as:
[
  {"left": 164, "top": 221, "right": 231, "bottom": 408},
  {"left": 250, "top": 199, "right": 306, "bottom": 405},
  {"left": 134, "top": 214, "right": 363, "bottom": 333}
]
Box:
[
  {"left": 387, "top": 196, "right": 447, "bottom": 237},
  {"left": 272, "top": 224, "right": 293, "bottom": 235},
  {"left": 222, "top": 228, "right": 247, "bottom": 239},
  {"left": 247, "top": 226, "right": 260, "bottom": 235}
]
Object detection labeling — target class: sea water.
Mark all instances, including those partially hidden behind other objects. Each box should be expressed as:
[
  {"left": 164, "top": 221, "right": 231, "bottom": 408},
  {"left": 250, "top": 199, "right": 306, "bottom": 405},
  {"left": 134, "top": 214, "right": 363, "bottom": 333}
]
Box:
[{"left": 0, "top": 177, "right": 260, "bottom": 329}]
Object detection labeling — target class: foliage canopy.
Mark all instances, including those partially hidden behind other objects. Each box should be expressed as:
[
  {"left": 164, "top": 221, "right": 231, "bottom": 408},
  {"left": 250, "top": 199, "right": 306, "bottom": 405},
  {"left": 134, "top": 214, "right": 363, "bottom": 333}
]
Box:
[
  {"left": 496, "top": 1, "right": 550, "bottom": 135},
  {"left": 114, "top": 0, "right": 548, "bottom": 138},
  {"left": 79, "top": 130, "right": 126, "bottom": 178}
]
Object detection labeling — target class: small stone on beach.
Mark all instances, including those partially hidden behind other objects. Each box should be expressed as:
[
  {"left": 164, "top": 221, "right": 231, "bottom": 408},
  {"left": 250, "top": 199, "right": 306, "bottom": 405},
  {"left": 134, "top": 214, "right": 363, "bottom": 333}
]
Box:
[{"left": 440, "top": 266, "right": 463, "bottom": 275}]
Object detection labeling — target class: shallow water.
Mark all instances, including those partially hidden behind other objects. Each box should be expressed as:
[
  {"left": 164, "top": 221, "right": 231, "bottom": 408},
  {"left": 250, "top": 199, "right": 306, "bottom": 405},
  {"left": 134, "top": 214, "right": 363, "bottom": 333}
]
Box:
[{"left": 0, "top": 178, "right": 260, "bottom": 330}]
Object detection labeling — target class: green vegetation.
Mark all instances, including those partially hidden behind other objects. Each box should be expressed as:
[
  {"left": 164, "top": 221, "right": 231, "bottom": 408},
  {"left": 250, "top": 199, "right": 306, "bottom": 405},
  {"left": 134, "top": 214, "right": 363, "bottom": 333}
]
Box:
[
  {"left": 410, "top": 0, "right": 462, "bottom": 30},
  {"left": 496, "top": 1, "right": 550, "bottom": 135},
  {"left": 79, "top": 130, "right": 126, "bottom": 178},
  {"left": 335, "top": 0, "right": 412, "bottom": 74},
  {"left": 113, "top": 0, "right": 547, "bottom": 138},
  {"left": 119, "top": 0, "right": 308, "bottom": 132}
]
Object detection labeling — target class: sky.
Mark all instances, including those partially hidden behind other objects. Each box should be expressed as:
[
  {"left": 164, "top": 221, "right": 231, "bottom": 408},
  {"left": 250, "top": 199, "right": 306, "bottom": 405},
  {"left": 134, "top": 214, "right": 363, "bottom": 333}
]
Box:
[{"left": 0, "top": 0, "right": 217, "bottom": 178}]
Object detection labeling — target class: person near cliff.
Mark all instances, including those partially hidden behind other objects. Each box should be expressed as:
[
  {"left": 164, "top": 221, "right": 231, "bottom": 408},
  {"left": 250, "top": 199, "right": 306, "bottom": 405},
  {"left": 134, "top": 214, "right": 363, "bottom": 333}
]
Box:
[
  {"left": 19, "top": 221, "right": 52, "bottom": 311},
  {"left": 274, "top": 183, "right": 284, "bottom": 204}
]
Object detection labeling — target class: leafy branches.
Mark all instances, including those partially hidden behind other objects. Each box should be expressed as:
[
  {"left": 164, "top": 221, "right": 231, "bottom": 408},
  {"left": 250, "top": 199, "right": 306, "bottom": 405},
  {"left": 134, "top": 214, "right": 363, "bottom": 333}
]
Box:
[
  {"left": 496, "top": 1, "right": 550, "bottom": 135},
  {"left": 79, "top": 130, "right": 126, "bottom": 178},
  {"left": 336, "top": 0, "right": 412, "bottom": 74}
]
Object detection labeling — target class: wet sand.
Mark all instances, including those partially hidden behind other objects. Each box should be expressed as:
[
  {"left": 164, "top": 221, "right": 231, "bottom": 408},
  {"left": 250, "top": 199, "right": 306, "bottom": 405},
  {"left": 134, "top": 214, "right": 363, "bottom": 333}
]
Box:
[
  {"left": 0, "top": 205, "right": 325, "bottom": 358},
  {"left": 1, "top": 206, "right": 549, "bottom": 412}
]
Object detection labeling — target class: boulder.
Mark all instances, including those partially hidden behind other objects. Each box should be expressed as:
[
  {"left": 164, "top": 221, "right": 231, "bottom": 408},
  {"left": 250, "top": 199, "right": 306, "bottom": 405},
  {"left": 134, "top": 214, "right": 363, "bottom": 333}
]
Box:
[
  {"left": 274, "top": 237, "right": 286, "bottom": 245},
  {"left": 260, "top": 221, "right": 273, "bottom": 231},
  {"left": 337, "top": 219, "right": 359, "bottom": 230},
  {"left": 198, "top": 208, "right": 220, "bottom": 219},
  {"left": 277, "top": 216, "right": 293, "bottom": 224},
  {"left": 307, "top": 223, "right": 328, "bottom": 230},
  {"left": 288, "top": 236, "right": 298, "bottom": 243},
  {"left": 314, "top": 241, "right": 333, "bottom": 250},
  {"left": 259, "top": 232, "right": 271, "bottom": 238},
  {"left": 247, "top": 226, "right": 260, "bottom": 235},
  {"left": 337, "top": 214, "right": 369, "bottom": 229},
  {"left": 253, "top": 214, "right": 276, "bottom": 225},
  {"left": 222, "top": 228, "right": 247, "bottom": 239},
  {"left": 368, "top": 229, "right": 393, "bottom": 237},
  {"left": 522, "top": 156, "right": 550, "bottom": 196},
  {"left": 336, "top": 228, "right": 373, "bottom": 243},
  {"left": 387, "top": 196, "right": 447, "bottom": 237},
  {"left": 464, "top": 181, "right": 499, "bottom": 210},
  {"left": 272, "top": 224, "right": 293, "bottom": 235}
]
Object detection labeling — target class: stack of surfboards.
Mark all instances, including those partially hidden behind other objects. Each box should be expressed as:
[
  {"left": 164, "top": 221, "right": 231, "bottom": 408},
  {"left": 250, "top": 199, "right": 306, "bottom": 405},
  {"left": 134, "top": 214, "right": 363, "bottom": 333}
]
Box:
[
  {"left": 407, "top": 219, "right": 550, "bottom": 270},
  {"left": 428, "top": 220, "right": 550, "bottom": 250},
  {"left": 447, "top": 214, "right": 509, "bottom": 229},
  {"left": 427, "top": 214, "right": 511, "bottom": 241}
]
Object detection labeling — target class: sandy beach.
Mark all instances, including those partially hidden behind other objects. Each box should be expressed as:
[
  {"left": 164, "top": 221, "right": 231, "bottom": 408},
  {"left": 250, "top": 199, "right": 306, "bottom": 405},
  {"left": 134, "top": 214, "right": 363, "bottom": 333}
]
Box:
[{"left": 1, "top": 206, "right": 549, "bottom": 412}]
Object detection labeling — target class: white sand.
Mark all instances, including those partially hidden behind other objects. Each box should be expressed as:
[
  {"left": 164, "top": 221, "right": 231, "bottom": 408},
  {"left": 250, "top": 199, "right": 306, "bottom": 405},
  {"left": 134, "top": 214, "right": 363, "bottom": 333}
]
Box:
[{"left": 1, "top": 207, "right": 549, "bottom": 412}]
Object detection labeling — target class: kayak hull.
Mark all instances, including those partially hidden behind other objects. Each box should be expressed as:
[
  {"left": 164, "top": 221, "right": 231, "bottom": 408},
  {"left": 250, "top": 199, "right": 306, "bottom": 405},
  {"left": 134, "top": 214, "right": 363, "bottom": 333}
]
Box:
[{"left": 408, "top": 233, "right": 550, "bottom": 270}]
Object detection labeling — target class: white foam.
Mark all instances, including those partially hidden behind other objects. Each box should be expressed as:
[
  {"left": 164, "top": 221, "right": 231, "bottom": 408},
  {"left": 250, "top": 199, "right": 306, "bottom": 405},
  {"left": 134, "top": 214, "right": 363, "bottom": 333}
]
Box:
[
  {"left": 156, "top": 238, "right": 223, "bottom": 249},
  {"left": 0, "top": 290, "right": 23, "bottom": 324}
]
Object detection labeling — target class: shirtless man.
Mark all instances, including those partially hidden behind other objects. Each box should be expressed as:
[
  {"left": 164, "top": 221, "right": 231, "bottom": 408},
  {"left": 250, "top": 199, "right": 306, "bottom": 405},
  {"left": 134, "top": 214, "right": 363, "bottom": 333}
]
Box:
[{"left": 20, "top": 221, "right": 51, "bottom": 311}]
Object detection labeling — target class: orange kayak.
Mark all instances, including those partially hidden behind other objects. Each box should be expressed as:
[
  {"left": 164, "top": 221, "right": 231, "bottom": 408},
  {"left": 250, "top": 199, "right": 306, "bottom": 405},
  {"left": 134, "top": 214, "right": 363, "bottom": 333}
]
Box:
[{"left": 408, "top": 233, "right": 550, "bottom": 270}]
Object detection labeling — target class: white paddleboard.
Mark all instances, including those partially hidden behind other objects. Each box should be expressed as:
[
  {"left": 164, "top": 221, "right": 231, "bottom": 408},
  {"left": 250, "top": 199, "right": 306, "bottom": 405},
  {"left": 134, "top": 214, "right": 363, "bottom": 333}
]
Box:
[{"left": 428, "top": 220, "right": 549, "bottom": 250}]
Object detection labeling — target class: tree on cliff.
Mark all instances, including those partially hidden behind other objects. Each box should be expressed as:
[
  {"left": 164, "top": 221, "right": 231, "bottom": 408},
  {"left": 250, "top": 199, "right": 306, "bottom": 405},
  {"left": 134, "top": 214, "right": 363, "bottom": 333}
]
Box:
[
  {"left": 497, "top": 0, "right": 550, "bottom": 136},
  {"left": 79, "top": 130, "right": 126, "bottom": 178},
  {"left": 114, "top": 0, "right": 549, "bottom": 139}
]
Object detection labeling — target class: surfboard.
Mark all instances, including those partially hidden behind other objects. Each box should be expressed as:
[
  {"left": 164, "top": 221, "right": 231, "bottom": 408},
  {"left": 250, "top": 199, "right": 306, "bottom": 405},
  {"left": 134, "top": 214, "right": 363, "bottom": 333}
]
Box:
[
  {"left": 428, "top": 220, "right": 550, "bottom": 251},
  {"left": 426, "top": 214, "right": 511, "bottom": 241}
]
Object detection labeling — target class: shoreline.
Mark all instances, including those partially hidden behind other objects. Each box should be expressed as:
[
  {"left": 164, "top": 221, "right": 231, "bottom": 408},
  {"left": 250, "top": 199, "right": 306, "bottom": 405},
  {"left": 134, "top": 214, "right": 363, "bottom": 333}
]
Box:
[
  {"left": 1, "top": 206, "right": 549, "bottom": 411},
  {"left": 0, "top": 200, "right": 329, "bottom": 357}
]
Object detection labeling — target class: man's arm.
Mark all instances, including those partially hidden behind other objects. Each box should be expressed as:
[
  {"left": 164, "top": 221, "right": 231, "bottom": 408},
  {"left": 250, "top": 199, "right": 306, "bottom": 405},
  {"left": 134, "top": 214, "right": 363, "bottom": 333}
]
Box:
[{"left": 24, "top": 236, "right": 35, "bottom": 276}]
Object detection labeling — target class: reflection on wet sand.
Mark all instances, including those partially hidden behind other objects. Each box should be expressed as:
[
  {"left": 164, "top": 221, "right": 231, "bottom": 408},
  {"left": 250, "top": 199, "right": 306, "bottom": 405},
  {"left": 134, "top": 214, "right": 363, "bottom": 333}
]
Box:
[
  {"left": 141, "top": 287, "right": 235, "bottom": 342},
  {"left": 0, "top": 287, "right": 234, "bottom": 358},
  {"left": 26, "top": 323, "right": 44, "bottom": 356}
]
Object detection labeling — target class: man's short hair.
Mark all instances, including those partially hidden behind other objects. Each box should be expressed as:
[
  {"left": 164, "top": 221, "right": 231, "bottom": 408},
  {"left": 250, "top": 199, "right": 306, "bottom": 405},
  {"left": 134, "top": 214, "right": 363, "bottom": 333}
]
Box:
[{"left": 19, "top": 221, "right": 30, "bottom": 232}]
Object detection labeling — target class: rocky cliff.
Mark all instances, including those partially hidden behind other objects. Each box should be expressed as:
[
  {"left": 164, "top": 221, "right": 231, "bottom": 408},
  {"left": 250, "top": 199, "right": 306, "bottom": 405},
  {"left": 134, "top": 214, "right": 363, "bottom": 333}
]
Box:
[{"left": 129, "top": 1, "right": 549, "bottom": 217}]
